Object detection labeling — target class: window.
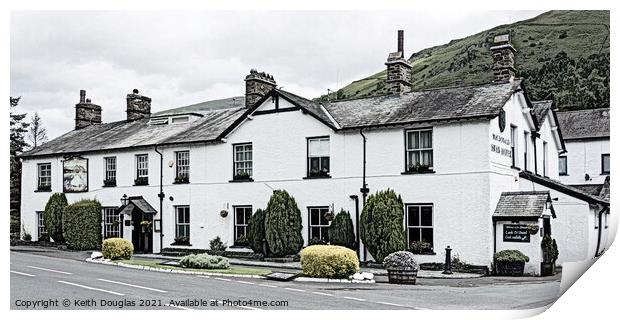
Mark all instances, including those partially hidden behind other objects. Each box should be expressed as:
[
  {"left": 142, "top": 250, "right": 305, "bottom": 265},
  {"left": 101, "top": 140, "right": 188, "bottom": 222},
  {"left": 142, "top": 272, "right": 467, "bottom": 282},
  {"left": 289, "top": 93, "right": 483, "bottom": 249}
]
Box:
[
  {"left": 175, "top": 151, "right": 190, "bottom": 182},
  {"left": 171, "top": 116, "right": 189, "bottom": 124},
  {"left": 102, "top": 207, "right": 121, "bottom": 239},
  {"left": 405, "top": 129, "right": 433, "bottom": 172},
  {"left": 135, "top": 154, "right": 148, "bottom": 185},
  {"left": 234, "top": 206, "right": 252, "bottom": 245},
  {"left": 307, "top": 137, "right": 330, "bottom": 177},
  {"left": 233, "top": 143, "right": 253, "bottom": 180},
  {"left": 406, "top": 204, "right": 434, "bottom": 249},
  {"left": 37, "top": 211, "right": 46, "bottom": 239},
  {"left": 175, "top": 206, "right": 190, "bottom": 241},
  {"left": 559, "top": 156, "right": 568, "bottom": 176},
  {"left": 523, "top": 131, "right": 529, "bottom": 171},
  {"left": 104, "top": 157, "right": 116, "bottom": 185},
  {"left": 543, "top": 142, "right": 548, "bottom": 177},
  {"left": 308, "top": 207, "right": 330, "bottom": 243},
  {"left": 510, "top": 125, "right": 518, "bottom": 167},
  {"left": 532, "top": 135, "right": 538, "bottom": 174},
  {"left": 602, "top": 154, "right": 610, "bottom": 175},
  {"left": 37, "top": 163, "right": 52, "bottom": 191}
]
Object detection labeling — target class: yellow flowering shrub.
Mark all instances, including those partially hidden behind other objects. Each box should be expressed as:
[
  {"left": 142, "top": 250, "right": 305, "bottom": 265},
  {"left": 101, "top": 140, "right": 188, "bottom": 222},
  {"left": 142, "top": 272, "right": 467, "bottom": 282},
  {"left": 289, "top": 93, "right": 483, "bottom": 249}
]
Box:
[
  {"left": 300, "top": 245, "right": 359, "bottom": 278},
  {"left": 102, "top": 238, "right": 134, "bottom": 260}
]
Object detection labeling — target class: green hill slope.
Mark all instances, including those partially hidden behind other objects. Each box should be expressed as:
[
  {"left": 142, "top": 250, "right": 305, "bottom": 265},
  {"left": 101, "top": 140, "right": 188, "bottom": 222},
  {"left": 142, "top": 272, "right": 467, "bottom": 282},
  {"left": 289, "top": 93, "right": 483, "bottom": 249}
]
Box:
[{"left": 319, "top": 11, "right": 609, "bottom": 111}]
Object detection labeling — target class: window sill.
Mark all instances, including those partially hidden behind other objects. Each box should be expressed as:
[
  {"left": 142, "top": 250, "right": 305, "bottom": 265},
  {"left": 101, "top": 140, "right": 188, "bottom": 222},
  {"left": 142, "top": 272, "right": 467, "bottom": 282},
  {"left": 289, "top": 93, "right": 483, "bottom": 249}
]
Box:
[
  {"left": 133, "top": 184, "right": 150, "bottom": 186},
  {"left": 401, "top": 170, "right": 435, "bottom": 175},
  {"left": 229, "top": 178, "right": 254, "bottom": 183},
  {"left": 510, "top": 166, "right": 521, "bottom": 171},
  {"left": 410, "top": 252, "right": 437, "bottom": 255},
  {"left": 601, "top": 173, "right": 610, "bottom": 176},
  {"left": 303, "top": 175, "right": 332, "bottom": 179},
  {"left": 34, "top": 189, "right": 52, "bottom": 193},
  {"left": 230, "top": 245, "right": 250, "bottom": 249},
  {"left": 102, "top": 184, "right": 117, "bottom": 188},
  {"left": 559, "top": 174, "right": 569, "bottom": 176},
  {"left": 170, "top": 243, "right": 192, "bottom": 247},
  {"left": 172, "top": 181, "right": 190, "bottom": 184}
]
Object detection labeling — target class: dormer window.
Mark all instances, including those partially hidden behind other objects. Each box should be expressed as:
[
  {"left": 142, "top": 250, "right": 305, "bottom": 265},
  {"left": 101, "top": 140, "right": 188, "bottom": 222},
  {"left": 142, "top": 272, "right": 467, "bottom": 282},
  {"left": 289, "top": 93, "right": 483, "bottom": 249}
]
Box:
[
  {"left": 149, "top": 118, "right": 168, "bottom": 125},
  {"left": 171, "top": 116, "right": 189, "bottom": 124}
]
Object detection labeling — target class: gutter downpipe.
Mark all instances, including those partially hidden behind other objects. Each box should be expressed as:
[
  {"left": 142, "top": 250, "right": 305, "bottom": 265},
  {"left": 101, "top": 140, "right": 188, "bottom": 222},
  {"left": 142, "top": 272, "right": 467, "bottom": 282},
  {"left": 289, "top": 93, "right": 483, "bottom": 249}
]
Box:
[
  {"left": 359, "top": 128, "right": 369, "bottom": 261},
  {"left": 154, "top": 145, "right": 165, "bottom": 253},
  {"left": 594, "top": 206, "right": 607, "bottom": 257}
]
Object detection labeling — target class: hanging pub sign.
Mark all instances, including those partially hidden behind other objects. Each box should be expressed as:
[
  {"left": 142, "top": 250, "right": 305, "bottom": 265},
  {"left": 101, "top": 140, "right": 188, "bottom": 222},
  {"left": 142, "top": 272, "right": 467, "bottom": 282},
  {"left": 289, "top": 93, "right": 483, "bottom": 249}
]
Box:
[
  {"left": 63, "top": 155, "right": 88, "bottom": 192},
  {"left": 503, "top": 224, "right": 530, "bottom": 242}
]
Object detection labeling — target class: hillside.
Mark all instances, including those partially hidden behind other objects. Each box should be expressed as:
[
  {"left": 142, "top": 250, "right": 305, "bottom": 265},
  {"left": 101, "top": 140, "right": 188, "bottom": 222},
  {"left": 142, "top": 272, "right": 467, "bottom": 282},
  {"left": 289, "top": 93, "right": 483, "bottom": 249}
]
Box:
[{"left": 318, "top": 11, "right": 609, "bottom": 111}]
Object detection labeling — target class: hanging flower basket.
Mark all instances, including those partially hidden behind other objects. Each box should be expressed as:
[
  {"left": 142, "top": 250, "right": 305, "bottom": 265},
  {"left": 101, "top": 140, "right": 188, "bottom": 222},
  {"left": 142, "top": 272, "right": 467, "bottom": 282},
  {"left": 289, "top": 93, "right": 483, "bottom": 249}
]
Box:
[
  {"left": 220, "top": 210, "right": 228, "bottom": 218},
  {"left": 527, "top": 224, "right": 540, "bottom": 235},
  {"left": 323, "top": 211, "right": 335, "bottom": 221}
]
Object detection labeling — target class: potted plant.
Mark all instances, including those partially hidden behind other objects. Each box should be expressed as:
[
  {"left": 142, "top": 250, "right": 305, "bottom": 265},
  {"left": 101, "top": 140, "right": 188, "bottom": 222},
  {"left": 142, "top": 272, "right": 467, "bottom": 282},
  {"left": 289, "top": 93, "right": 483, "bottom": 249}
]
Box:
[
  {"left": 233, "top": 171, "right": 252, "bottom": 181},
  {"left": 409, "top": 240, "right": 433, "bottom": 254},
  {"left": 407, "top": 162, "right": 431, "bottom": 173},
  {"left": 309, "top": 167, "right": 330, "bottom": 177},
  {"left": 134, "top": 176, "right": 148, "bottom": 186},
  {"left": 494, "top": 249, "right": 529, "bottom": 276},
  {"left": 103, "top": 178, "right": 116, "bottom": 187},
  {"left": 172, "top": 236, "right": 190, "bottom": 246},
  {"left": 234, "top": 235, "right": 249, "bottom": 247},
  {"left": 383, "top": 251, "right": 418, "bottom": 285},
  {"left": 140, "top": 220, "right": 152, "bottom": 232},
  {"left": 308, "top": 237, "right": 327, "bottom": 246},
  {"left": 323, "top": 210, "right": 335, "bottom": 222},
  {"left": 527, "top": 224, "right": 540, "bottom": 235},
  {"left": 541, "top": 235, "right": 559, "bottom": 276},
  {"left": 174, "top": 175, "right": 189, "bottom": 184},
  {"left": 37, "top": 184, "right": 51, "bottom": 191}
]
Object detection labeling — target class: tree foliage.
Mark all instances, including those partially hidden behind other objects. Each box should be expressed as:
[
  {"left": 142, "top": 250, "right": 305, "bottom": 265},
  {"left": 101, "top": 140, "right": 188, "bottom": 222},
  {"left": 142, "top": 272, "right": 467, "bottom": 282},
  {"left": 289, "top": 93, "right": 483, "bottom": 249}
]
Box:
[
  {"left": 247, "top": 208, "right": 266, "bottom": 254},
  {"left": 44, "top": 193, "right": 68, "bottom": 242},
  {"left": 28, "top": 112, "right": 48, "bottom": 149},
  {"left": 264, "top": 190, "right": 304, "bottom": 257},
  {"left": 62, "top": 199, "right": 102, "bottom": 250},
  {"left": 360, "top": 189, "right": 407, "bottom": 263},
  {"left": 10, "top": 96, "right": 28, "bottom": 234},
  {"left": 328, "top": 209, "right": 356, "bottom": 250}
]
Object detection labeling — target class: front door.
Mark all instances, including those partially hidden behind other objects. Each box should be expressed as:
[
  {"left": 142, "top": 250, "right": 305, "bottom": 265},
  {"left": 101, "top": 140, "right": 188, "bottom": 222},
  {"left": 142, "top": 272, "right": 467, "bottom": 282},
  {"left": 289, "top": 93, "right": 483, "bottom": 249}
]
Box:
[{"left": 132, "top": 211, "right": 153, "bottom": 253}]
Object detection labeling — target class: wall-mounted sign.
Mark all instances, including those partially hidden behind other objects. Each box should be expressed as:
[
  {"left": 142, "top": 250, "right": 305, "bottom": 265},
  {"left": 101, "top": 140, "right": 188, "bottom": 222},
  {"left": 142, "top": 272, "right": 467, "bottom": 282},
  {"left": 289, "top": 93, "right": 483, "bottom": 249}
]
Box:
[
  {"left": 63, "top": 156, "right": 88, "bottom": 192},
  {"left": 503, "top": 224, "right": 530, "bottom": 242},
  {"left": 499, "top": 109, "right": 506, "bottom": 132},
  {"left": 491, "top": 133, "right": 512, "bottom": 158}
]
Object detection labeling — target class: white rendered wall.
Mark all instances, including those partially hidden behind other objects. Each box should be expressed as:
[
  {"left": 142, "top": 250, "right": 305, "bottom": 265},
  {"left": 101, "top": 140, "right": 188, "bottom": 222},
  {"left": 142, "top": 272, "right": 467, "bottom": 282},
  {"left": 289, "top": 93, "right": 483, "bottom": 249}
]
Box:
[{"left": 559, "top": 139, "right": 610, "bottom": 185}]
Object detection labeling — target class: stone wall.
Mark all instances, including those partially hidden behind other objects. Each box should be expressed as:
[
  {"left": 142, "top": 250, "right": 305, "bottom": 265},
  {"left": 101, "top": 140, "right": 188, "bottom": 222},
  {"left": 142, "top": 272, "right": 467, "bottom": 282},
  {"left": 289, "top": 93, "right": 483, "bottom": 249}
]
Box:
[
  {"left": 126, "top": 89, "right": 152, "bottom": 120},
  {"left": 245, "top": 69, "right": 276, "bottom": 108}
]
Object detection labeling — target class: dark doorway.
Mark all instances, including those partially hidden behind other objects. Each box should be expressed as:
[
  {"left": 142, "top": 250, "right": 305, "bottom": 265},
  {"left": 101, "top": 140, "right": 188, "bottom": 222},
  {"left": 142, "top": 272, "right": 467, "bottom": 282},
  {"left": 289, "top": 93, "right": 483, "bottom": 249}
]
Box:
[{"left": 131, "top": 211, "right": 153, "bottom": 253}]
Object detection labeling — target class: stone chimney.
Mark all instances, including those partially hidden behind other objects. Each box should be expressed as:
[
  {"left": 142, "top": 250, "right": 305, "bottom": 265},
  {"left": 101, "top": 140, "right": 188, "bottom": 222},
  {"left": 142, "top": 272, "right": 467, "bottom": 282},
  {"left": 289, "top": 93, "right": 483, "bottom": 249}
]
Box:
[
  {"left": 245, "top": 69, "right": 276, "bottom": 108},
  {"left": 126, "top": 89, "right": 152, "bottom": 121},
  {"left": 490, "top": 34, "right": 516, "bottom": 82},
  {"left": 385, "top": 30, "right": 412, "bottom": 95},
  {"left": 75, "top": 90, "right": 102, "bottom": 130}
]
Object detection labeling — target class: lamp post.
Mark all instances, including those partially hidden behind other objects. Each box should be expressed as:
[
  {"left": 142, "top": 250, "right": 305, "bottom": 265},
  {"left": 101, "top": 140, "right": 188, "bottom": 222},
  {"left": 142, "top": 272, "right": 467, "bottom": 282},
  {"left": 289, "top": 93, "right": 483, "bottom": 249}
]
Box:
[{"left": 121, "top": 194, "right": 129, "bottom": 206}]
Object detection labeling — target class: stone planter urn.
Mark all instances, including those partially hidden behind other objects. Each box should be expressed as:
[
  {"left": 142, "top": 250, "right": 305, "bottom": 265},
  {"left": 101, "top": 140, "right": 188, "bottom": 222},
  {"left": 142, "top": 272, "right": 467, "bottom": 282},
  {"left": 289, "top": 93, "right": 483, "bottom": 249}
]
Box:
[
  {"left": 383, "top": 251, "right": 418, "bottom": 285},
  {"left": 540, "top": 262, "right": 555, "bottom": 276}
]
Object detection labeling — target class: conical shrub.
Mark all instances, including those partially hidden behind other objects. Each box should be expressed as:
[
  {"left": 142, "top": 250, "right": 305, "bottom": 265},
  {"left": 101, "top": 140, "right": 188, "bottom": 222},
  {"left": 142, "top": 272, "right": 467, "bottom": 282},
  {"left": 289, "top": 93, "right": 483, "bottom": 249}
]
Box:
[
  {"left": 328, "top": 209, "right": 356, "bottom": 250},
  {"left": 44, "top": 193, "right": 68, "bottom": 242},
  {"left": 247, "top": 208, "right": 266, "bottom": 254},
  {"left": 264, "top": 190, "right": 303, "bottom": 257},
  {"left": 360, "top": 189, "right": 406, "bottom": 263}
]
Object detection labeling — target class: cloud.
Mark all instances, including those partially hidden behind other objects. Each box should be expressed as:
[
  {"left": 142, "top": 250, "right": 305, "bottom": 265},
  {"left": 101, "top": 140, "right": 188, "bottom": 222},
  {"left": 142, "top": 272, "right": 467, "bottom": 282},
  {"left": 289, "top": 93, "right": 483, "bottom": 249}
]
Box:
[{"left": 10, "top": 10, "right": 544, "bottom": 139}]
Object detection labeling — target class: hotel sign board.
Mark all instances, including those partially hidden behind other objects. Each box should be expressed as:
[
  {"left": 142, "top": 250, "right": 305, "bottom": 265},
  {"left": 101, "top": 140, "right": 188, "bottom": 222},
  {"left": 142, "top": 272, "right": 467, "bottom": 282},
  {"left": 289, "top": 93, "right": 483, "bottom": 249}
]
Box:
[{"left": 503, "top": 224, "right": 530, "bottom": 242}]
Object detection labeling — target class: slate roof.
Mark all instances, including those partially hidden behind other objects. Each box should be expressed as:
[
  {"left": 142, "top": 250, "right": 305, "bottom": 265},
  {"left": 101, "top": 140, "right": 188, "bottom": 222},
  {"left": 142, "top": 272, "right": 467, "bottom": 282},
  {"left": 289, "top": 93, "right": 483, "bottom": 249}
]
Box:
[
  {"left": 570, "top": 184, "right": 604, "bottom": 198},
  {"left": 152, "top": 96, "right": 245, "bottom": 117},
  {"left": 324, "top": 80, "right": 523, "bottom": 129},
  {"left": 519, "top": 171, "right": 609, "bottom": 206},
  {"left": 274, "top": 89, "right": 336, "bottom": 128},
  {"left": 493, "top": 191, "right": 555, "bottom": 220},
  {"left": 531, "top": 100, "right": 553, "bottom": 125},
  {"left": 119, "top": 196, "right": 158, "bottom": 215},
  {"left": 556, "top": 108, "right": 610, "bottom": 140}
]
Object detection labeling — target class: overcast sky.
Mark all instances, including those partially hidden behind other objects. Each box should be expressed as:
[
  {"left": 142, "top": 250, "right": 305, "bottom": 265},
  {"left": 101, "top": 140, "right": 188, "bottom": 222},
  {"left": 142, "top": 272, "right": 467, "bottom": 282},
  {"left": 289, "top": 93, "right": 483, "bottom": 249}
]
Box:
[{"left": 11, "top": 10, "right": 544, "bottom": 139}]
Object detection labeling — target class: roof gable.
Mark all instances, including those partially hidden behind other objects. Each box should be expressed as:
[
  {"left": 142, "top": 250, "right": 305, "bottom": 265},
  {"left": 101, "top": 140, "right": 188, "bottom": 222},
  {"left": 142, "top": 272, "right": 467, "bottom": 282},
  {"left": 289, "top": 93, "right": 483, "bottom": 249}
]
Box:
[{"left": 556, "top": 108, "right": 610, "bottom": 140}]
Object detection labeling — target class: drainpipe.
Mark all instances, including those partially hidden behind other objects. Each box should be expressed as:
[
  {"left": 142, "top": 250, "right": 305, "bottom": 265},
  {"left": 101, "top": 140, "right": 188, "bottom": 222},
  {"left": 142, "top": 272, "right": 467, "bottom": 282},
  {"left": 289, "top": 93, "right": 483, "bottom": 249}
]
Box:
[
  {"left": 154, "top": 145, "right": 165, "bottom": 253},
  {"left": 359, "top": 128, "right": 369, "bottom": 261},
  {"left": 594, "top": 207, "right": 607, "bottom": 257},
  {"left": 349, "top": 195, "right": 360, "bottom": 259}
]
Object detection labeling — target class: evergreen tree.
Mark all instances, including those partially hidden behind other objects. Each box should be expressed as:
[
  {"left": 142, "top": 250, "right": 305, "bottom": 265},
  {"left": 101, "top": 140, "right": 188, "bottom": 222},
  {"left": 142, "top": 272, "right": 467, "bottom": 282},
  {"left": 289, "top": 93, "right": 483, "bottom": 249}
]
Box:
[
  {"left": 28, "top": 112, "right": 48, "bottom": 149},
  {"left": 247, "top": 208, "right": 266, "bottom": 254},
  {"left": 360, "top": 189, "right": 407, "bottom": 263},
  {"left": 328, "top": 209, "right": 356, "bottom": 250},
  {"left": 44, "top": 193, "right": 68, "bottom": 242},
  {"left": 264, "top": 190, "right": 304, "bottom": 257},
  {"left": 10, "top": 97, "right": 29, "bottom": 235}
]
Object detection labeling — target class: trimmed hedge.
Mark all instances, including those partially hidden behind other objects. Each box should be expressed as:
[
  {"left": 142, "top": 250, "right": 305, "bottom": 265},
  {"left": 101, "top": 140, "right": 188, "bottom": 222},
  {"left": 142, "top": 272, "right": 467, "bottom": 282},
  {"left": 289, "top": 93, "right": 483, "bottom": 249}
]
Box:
[
  {"left": 44, "top": 193, "right": 68, "bottom": 242},
  {"left": 179, "top": 253, "right": 230, "bottom": 269},
  {"left": 494, "top": 249, "right": 530, "bottom": 263},
  {"left": 247, "top": 208, "right": 266, "bottom": 254},
  {"left": 265, "top": 190, "right": 304, "bottom": 257},
  {"left": 62, "top": 199, "right": 102, "bottom": 250},
  {"left": 102, "top": 238, "right": 133, "bottom": 260},
  {"left": 328, "top": 209, "right": 356, "bottom": 250},
  {"left": 360, "top": 189, "right": 407, "bottom": 263},
  {"left": 300, "top": 245, "right": 359, "bottom": 278}
]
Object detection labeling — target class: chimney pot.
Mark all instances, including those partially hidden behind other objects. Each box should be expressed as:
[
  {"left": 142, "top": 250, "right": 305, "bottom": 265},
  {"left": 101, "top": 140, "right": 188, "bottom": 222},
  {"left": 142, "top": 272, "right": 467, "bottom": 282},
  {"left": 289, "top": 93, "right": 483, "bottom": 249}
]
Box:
[
  {"left": 490, "top": 33, "right": 517, "bottom": 82},
  {"left": 133, "top": 89, "right": 139, "bottom": 94},
  {"left": 245, "top": 69, "right": 277, "bottom": 108},
  {"left": 126, "top": 89, "right": 152, "bottom": 121},
  {"left": 398, "top": 30, "right": 404, "bottom": 53},
  {"left": 75, "top": 91, "right": 102, "bottom": 130},
  {"left": 79, "top": 90, "right": 86, "bottom": 103},
  {"left": 86, "top": 98, "right": 91, "bottom": 103},
  {"left": 385, "top": 30, "right": 412, "bottom": 95}
]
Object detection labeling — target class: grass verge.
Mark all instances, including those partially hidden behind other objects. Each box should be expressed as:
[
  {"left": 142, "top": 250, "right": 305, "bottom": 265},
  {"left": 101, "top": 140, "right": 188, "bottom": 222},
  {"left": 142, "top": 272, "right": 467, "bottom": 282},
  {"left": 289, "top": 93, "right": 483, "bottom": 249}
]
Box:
[{"left": 119, "top": 259, "right": 273, "bottom": 276}]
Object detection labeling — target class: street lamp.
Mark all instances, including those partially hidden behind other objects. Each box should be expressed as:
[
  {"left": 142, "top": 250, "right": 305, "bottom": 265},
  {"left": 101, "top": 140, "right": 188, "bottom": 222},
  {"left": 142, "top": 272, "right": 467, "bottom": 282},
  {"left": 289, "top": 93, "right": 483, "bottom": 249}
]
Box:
[{"left": 120, "top": 194, "right": 129, "bottom": 206}]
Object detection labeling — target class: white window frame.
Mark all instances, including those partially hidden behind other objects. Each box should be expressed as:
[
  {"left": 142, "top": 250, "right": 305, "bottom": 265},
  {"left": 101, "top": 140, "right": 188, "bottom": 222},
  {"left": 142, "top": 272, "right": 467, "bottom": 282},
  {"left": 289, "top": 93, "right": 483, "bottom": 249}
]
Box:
[
  {"left": 602, "top": 154, "right": 610, "bottom": 175},
  {"left": 233, "top": 143, "right": 253, "bottom": 179},
  {"left": 175, "top": 206, "right": 190, "bottom": 240},
  {"left": 559, "top": 156, "right": 568, "bottom": 176},
  {"left": 104, "top": 157, "right": 117, "bottom": 182},
  {"left": 37, "top": 211, "right": 46, "bottom": 239},
  {"left": 37, "top": 163, "right": 52, "bottom": 189},
  {"left": 405, "top": 204, "right": 434, "bottom": 249},
  {"left": 175, "top": 151, "right": 190, "bottom": 180},
  {"left": 523, "top": 131, "right": 530, "bottom": 171},
  {"left": 405, "top": 129, "right": 433, "bottom": 171},
  {"left": 234, "top": 206, "right": 252, "bottom": 244},
  {"left": 171, "top": 116, "right": 190, "bottom": 124},
  {"left": 307, "top": 137, "right": 330, "bottom": 177},
  {"left": 136, "top": 154, "right": 149, "bottom": 178},
  {"left": 543, "top": 141, "right": 548, "bottom": 177},
  {"left": 103, "top": 207, "right": 121, "bottom": 239},
  {"left": 308, "top": 207, "right": 330, "bottom": 243},
  {"left": 511, "top": 125, "right": 518, "bottom": 167}
]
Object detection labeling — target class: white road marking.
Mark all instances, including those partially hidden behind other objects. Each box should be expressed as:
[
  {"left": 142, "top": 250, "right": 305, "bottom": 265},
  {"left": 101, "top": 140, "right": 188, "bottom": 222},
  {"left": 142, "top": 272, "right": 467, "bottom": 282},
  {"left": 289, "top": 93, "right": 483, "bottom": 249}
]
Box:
[
  {"left": 10, "top": 270, "right": 35, "bottom": 277},
  {"left": 235, "top": 280, "right": 255, "bottom": 285},
  {"left": 258, "top": 283, "right": 278, "bottom": 288},
  {"left": 97, "top": 278, "right": 168, "bottom": 293},
  {"left": 311, "top": 291, "right": 333, "bottom": 296},
  {"left": 284, "top": 287, "right": 306, "bottom": 292},
  {"left": 343, "top": 296, "right": 366, "bottom": 302},
  {"left": 213, "top": 277, "right": 232, "bottom": 282},
  {"left": 27, "top": 265, "right": 73, "bottom": 275},
  {"left": 197, "top": 275, "right": 210, "bottom": 279},
  {"left": 165, "top": 304, "right": 194, "bottom": 310},
  {"left": 238, "top": 305, "right": 262, "bottom": 310},
  {"left": 376, "top": 301, "right": 406, "bottom": 307},
  {"left": 57, "top": 280, "right": 125, "bottom": 296}
]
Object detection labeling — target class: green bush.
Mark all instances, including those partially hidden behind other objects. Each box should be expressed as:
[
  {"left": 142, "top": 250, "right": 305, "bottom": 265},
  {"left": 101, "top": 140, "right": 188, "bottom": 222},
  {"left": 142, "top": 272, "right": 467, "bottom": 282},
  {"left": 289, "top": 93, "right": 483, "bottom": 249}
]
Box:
[
  {"left": 102, "top": 238, "right": 133, "bottom": 260},
  {"left": 360, "top": 189, "right": 407, "bottom": 263},
  {"left": 541, "top": 235, "right": 559, "bottom": 262},
  {"left": 247, "top": 208, "right": 266, "bottom": 253},
  {"left": 265, "top": 190, "right": 304, "bottom": 257},
  {"left": 179, "top": 253, "right": 230, "bottom": 269},
  {"left": 300, "top": 245, "right": 359, "bottom": 278},
  {"left": 494, "top": 249, "right": 530, "bottom": 263},
  {"left": 44, "top": 193, "right": 68, "bottom": 242},
  {"left": 328, "top": 209, "right": 356, "bottom": 250},
  {"left": 209, "top": 236, "right": 227, "bottom": 251},
  {"left": 62, "top": 199, "right": 102, "bottom": 250}
]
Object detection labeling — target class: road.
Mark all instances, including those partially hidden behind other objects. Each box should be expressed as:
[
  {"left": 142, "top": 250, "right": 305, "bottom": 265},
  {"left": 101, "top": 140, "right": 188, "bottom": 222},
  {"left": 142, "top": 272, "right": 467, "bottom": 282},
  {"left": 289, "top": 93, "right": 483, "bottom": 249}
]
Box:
[{"left": 10, "top": 251, "right": 561, "bottom": 310}]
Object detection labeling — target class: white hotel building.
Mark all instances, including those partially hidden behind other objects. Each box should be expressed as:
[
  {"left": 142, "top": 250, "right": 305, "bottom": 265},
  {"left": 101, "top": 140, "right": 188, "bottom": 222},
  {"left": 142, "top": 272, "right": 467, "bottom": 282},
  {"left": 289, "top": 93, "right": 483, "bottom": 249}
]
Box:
[{"left": 19, "top": 32, "right": 610, "bottom": 275}]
